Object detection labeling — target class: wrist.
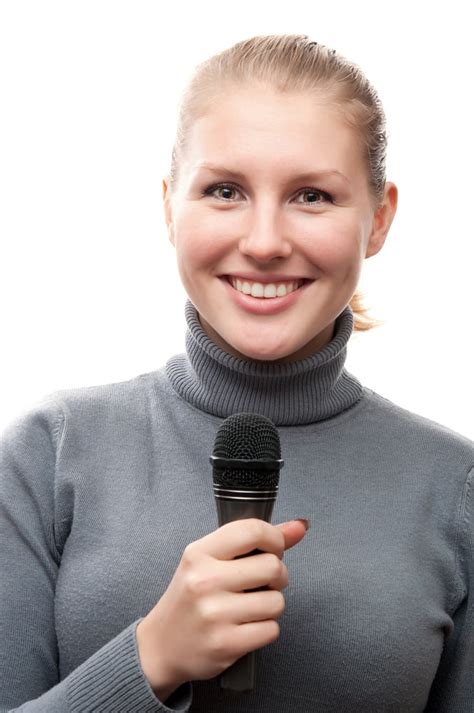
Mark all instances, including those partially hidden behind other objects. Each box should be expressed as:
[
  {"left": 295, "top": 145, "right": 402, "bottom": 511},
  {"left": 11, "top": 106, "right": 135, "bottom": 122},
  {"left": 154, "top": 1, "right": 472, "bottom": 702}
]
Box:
[{"left": 136, "top": 618, "right": 183, "bottom": 703}]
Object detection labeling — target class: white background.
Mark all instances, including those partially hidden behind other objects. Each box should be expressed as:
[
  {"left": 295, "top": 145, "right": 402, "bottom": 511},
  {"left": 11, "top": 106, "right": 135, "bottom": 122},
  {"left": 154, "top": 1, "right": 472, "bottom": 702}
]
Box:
[{"left": 0, "top": 1, "right": 472, "bottom": 439}]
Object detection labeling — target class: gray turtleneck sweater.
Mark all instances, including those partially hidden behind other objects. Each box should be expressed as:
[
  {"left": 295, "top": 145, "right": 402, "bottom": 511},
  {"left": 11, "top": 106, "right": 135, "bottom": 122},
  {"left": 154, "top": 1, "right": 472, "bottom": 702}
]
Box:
[{"left": 1, "top": 302, "right": 473, "bottom": 712}]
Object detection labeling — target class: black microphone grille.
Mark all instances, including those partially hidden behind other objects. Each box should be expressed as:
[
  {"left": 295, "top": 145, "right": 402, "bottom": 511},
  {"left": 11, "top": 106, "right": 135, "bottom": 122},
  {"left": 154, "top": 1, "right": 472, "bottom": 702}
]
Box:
[{"left": 212, "top": 412, "right": 282, "bottom": 490}]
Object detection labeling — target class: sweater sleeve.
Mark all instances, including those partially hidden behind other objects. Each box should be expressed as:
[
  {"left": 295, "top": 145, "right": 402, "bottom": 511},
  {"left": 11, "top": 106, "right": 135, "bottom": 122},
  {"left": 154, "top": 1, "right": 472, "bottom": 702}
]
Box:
[
  {"left": 0, "top": 396, "right": 193, "bottom": 712},
  {"left": 424, "top": 465, "right": 474, "bottom": 712}
]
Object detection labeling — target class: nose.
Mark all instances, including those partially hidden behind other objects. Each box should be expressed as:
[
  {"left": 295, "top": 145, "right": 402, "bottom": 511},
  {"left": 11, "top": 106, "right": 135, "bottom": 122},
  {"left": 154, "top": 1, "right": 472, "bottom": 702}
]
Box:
[{"left": 238, "top": 208, "right": 292, "bottom": 262}]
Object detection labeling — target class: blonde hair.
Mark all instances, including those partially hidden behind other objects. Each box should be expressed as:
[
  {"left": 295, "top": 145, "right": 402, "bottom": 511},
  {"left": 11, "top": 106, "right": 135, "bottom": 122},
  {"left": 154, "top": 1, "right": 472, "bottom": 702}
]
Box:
[{"left": 168, "top": 34, "right": 389, "bottom": 331}]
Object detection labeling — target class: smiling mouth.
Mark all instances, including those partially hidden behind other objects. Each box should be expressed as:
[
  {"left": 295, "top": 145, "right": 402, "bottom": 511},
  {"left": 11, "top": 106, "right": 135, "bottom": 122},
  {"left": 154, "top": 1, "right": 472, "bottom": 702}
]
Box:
[{"left": 225, "top": 275, "right": 310, "bottom": 299}]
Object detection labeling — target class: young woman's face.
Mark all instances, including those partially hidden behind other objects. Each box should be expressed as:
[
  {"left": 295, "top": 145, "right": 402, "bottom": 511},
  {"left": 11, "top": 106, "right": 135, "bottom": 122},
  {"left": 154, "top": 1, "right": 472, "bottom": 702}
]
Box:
[{"left": 163, "top": 84, "right": 394, "bottom": 362}]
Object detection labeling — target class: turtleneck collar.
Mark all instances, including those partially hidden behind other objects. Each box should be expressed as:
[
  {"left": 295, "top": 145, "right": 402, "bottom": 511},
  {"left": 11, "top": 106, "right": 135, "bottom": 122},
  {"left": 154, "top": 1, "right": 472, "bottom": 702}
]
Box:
[{"left": 165, "top": 300, "right": 363, "bottom": 426}]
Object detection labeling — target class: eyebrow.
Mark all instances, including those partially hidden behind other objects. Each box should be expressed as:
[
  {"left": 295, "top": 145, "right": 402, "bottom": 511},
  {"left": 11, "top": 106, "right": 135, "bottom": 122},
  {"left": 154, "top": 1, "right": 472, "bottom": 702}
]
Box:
[{"left": 194, "top": 162, "right": 350, "bottom": 185}]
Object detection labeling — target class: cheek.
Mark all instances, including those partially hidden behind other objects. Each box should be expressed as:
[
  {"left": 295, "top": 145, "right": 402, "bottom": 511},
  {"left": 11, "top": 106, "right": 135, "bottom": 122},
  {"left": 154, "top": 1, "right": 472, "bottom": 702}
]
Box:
[
  {"left": 302, "top": 221, "right": 363, "bottom": 275},
  {"left": 174, "top": 235, "right": 227, "bottom": 295},
  {"left": 174, "top": 212, "right": 227, "bottom": 269}
]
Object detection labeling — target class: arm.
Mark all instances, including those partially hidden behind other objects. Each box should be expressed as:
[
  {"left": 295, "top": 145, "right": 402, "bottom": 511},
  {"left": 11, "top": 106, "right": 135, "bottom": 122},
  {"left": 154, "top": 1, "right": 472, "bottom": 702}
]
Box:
[
  {"left": 0, "top": 395, "right": 192, "bottom": 712},
  {"left": 424, "top": 465, "right": 474, "bottom": 712}
]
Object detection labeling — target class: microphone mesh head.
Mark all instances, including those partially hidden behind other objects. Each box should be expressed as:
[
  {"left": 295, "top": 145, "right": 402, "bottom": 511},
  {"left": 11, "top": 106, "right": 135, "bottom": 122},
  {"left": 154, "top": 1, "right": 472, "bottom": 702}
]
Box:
[{"left": 212, "top": 412, "right": 281, "bottom": 489}]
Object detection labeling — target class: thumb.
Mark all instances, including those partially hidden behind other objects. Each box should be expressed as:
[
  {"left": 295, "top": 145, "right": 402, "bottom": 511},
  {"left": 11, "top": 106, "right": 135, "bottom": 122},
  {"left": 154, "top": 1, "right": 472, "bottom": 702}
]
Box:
[{"left": 276, "top": 519, "right": 310, "bottom": 551}]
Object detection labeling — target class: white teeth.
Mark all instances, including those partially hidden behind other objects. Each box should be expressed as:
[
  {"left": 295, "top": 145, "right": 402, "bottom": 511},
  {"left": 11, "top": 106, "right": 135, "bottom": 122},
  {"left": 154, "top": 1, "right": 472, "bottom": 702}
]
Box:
[
  {"left": 264, "top": 284, "right": 277, "bottom": 298},
  {"left": 230, "top": 278, "right": 302, "bottom": 298}
]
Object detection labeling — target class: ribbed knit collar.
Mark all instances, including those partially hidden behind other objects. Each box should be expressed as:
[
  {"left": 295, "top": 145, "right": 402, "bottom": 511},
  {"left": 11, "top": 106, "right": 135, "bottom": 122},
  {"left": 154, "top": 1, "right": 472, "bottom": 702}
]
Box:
[{"left": 165, "top": 299, "right": 363, "bottom": 426}]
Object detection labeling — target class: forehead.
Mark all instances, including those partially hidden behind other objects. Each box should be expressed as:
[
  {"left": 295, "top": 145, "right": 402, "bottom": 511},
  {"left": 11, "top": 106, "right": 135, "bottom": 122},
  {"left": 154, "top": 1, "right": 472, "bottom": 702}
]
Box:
[{"left": 184, "top": 86, "right": 363, "bottom": 178}]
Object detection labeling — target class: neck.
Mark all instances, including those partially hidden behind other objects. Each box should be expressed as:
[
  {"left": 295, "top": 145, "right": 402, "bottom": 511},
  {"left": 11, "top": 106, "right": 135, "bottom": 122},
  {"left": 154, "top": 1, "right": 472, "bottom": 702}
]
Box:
[{"left": 165, "top": 300, "right": 363, "bottom": 426}]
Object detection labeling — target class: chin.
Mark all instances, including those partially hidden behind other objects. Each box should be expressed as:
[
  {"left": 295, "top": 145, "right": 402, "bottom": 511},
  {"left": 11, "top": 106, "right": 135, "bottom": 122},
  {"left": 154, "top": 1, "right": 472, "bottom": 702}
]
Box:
[{"left": 230, "top": 339, "right": 297, "bottom": 363}]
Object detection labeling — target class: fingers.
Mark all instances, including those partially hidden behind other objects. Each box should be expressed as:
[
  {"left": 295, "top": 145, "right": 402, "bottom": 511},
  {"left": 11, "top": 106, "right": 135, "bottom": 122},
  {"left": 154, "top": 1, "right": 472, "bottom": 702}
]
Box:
[
  {"left": 219, "top": 551, "right": 289, "bottom": 592},
  {"left": 276, "top": 519, "right": 310, "bottom": 551},
  {"left": 206, "top": 589, "right": 285, "bottom": 624},
  {"left": 192, "top": 518, "right": 309, "bottom": 562},
  {"left": 179, "top": 549, "right": 288, "bottom": 600},
  {"left": 226, "top": 619, "right": 281, "bottom": 657},
  {"left": 204, "top": 615, "right": 282, "bottom": 662},
  {"left": 194, "top": 519, "right": 286, "bottom": 561}
]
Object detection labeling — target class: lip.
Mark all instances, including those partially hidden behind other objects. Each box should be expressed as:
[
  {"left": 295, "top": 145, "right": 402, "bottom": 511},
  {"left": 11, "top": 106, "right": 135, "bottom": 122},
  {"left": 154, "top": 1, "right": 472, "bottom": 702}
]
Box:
[
  {"left": 223, "top": 272, "right": 311, "bottom": 284},
  {"left": 220, "top": 275, "right": 313, "bottom": 316}
]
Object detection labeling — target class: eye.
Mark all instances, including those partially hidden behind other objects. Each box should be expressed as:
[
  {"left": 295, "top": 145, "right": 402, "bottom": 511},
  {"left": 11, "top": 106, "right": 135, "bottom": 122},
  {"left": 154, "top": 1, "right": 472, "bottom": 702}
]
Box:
[
  {"left": 296, "top": 187, "right": 334, "bottom": 206},
  {"left": 201, "top": 182, "right": 242, "bottom": 201},
  {"left": 201, "top": 182, "right": 334, "bottom": 206}
]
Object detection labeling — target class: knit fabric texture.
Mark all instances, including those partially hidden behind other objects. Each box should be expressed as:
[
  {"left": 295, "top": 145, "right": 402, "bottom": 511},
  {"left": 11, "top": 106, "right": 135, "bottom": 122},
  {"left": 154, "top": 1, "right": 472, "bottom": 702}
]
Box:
[{"left": 1, "top": 299, "right": 473, "bottom": 712}]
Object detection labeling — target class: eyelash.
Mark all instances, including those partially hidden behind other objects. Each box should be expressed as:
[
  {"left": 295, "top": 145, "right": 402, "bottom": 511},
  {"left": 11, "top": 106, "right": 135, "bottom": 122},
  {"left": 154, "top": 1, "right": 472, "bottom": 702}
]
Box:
[{"left": 201, "top": 182, "right": 334, "bottom": 206}]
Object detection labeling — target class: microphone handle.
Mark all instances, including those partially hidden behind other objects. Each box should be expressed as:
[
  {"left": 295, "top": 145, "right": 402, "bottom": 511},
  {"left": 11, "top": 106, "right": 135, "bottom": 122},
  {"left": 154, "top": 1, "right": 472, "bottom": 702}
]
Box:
[{"left": 215, "top": 494, "right": 276, "bottom": 691}]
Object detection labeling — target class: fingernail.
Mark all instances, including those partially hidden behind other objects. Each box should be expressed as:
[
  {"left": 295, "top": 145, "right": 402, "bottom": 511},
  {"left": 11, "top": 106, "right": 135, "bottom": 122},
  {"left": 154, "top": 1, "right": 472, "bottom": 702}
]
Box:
[{"left": 296, "top": 518, "right": 311, "bottom": 531}]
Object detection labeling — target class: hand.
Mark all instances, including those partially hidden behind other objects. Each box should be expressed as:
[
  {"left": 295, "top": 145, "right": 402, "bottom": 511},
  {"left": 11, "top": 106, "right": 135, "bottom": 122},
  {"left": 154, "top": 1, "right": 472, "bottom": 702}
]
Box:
[{"left": 136, "top": 518, "right": 308, "bottom": 701}]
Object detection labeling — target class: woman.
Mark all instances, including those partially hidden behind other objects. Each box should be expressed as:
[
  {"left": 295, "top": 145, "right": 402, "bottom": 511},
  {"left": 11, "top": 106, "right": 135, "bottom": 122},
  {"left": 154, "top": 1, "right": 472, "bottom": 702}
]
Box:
[{"left": 1, "top": 34, "right": 472, "bottom": 712}]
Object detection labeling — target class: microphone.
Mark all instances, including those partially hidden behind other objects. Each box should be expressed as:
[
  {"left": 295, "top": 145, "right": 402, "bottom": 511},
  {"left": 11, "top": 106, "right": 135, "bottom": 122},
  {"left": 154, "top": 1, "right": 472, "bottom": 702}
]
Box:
[{"left": 210, "top": 412, "right": 284, "bottom": 692}]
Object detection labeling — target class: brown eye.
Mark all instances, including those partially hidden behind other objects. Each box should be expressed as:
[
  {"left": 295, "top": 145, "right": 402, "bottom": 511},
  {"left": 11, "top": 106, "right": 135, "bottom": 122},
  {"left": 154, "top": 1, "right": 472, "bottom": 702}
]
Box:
[
  {"left": 296, "top": 188, "right": 333, "bottom": 205},
  {"left": 202, "top": 183, "right": 240, "bottom": 201}
]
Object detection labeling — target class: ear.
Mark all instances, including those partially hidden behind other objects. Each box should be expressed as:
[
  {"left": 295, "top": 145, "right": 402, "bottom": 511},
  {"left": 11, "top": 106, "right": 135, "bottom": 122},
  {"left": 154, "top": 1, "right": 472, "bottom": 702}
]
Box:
[
  {"left": 365, "top": 182, "right": 398, "bottom": 258},
  {"left": 162, "top": 176, "right": 175, "bottom": 247}
]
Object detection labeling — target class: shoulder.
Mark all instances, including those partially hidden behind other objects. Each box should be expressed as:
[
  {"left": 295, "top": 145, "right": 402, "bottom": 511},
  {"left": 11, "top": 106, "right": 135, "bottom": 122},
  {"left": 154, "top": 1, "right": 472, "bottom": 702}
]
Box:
[
  {"left": 360, "top": 386, "right": 473, "bottom": 470},
  {"left": 1, "top": 370, "right": 163, "bottom": 450},
  {"left": 47, "top": 371, "right": 152, "bottom": 420}
]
